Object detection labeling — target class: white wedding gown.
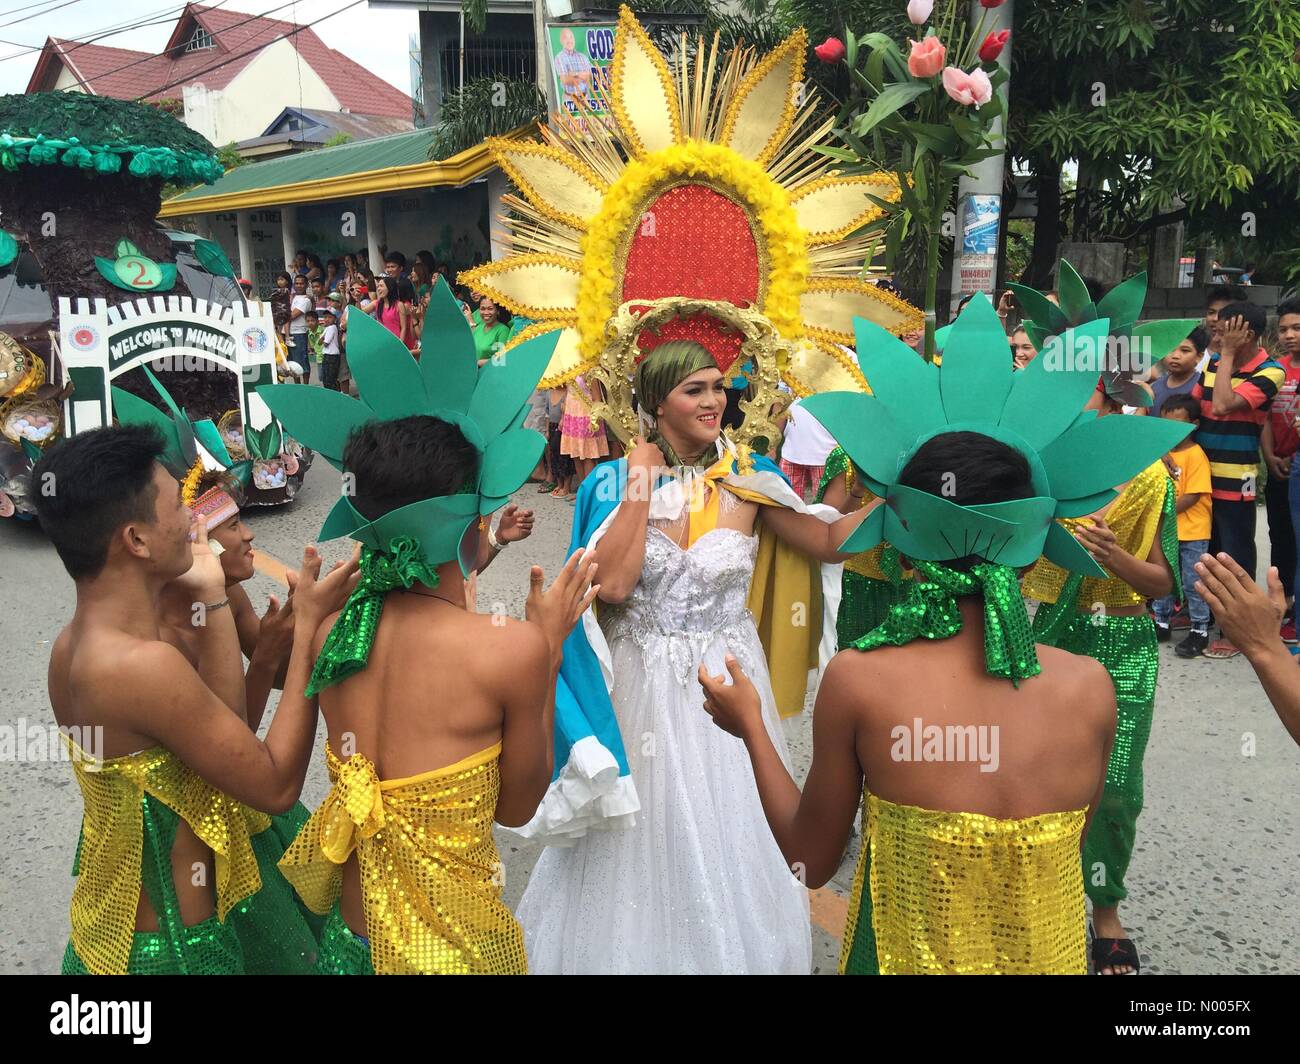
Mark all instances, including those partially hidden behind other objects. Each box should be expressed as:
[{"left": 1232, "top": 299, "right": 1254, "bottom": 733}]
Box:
[{"left": 515, "top": 522, "right": 812, "bottom": 974}]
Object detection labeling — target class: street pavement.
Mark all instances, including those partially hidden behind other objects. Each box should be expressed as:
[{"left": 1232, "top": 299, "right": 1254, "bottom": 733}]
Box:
[{"left": 1, "top": 462, "right": 1296, "bottom": 974}]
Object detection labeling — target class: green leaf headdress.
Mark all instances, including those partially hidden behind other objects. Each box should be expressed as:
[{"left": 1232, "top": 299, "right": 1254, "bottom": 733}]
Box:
[
  {"left": 801, "top": 295, "right": 1192, "bottom": 683},
  {"left": 1008, "top": 261, "right": 1200, "bottom": 408},
  {"left": 109, "top": 366, "right": 198, "bottom": 479},
  {"left": 110, "top": 366, "right": 248, "bottom": 522},
  {"left": 257, "top": 276, "right": 560, "bottom": 696}
]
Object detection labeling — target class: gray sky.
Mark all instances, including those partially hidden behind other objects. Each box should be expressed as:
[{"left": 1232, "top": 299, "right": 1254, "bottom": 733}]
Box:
[{"left": 0, "top": 0, "right": 416, "bottom": 96}]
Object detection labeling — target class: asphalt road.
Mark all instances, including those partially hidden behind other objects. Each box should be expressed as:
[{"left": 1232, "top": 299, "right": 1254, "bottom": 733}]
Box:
[{"left": 1, "top": 462, "right": 1296, "bottom": 974}]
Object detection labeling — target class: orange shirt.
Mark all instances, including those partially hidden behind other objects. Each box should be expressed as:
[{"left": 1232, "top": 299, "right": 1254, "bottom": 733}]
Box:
[{"left": 1169, "top": 442, "right": 1212, "bottom": 541}]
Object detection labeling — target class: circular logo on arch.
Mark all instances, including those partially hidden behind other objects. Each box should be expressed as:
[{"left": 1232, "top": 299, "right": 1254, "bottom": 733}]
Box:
[
  {"left": 69, "top": 324, "right": 99, "bottom": 351},
  {"left": 241, "top": 326, "right": 269, "bottom": 354}
]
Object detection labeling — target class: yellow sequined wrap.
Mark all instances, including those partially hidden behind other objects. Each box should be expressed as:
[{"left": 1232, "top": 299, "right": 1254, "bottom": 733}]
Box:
[
  {"left": 279, "top": 741, "right": 526, "bottom": 974},
  {"left": 841, "top": 792, "right": 1088, "bottom": 975},
  {"left": 67, "top": 744, "right": 270, "bottom": 976},
  {"left": 1021, "top": 461, "right": 1172, "bottom": 609}
]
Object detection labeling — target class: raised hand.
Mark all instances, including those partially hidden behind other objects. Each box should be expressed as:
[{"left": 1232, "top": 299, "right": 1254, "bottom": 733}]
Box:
[
  {"left": 293, "top": 543, "right": 362, "bottom": 630},
  {"left": 1195, "top": 555, "right": 1285, "bottom": 657},
  {"left": 699, "top": 654, "right": 763, "bottom": 740},
  {"left": 525, "top": 547, "right": 600, "bottom": 660},
  {"left": 254, "top": 592, "right": 296, "bottom": 670},
  {"left": 1074, "top": 515, "right": 1121, "bottom": 568},
  {"left": 1218, "top": 315, "right": 1252, "bottom": 360},
  {"left": 170, "top": 514, "right": 228, "bottom": 601},
  {"left": 497, "top": 503, "right": 535, "bottom": 544}
]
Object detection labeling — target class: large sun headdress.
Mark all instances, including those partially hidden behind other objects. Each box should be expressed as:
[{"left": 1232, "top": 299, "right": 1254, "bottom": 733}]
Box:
[
  {"left": 801, "top": 294, "right": 1194, "bottom": 578},
  {"left": 1008, "top": 261, "right": 1200, "bottom": 408},
  {"left": 461, "top": 5, "right": 921, "bottom": 451},
  {"left": 256, "top": 277, "right": 561, "bottom": 575}
]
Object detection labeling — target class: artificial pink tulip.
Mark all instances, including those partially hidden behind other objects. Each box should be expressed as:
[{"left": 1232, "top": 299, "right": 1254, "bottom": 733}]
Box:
[
  {"left": 942, "top": 66, "right": 993, "bottom": 108},
  {"left": 907, "top": 36, "right": 947, "bottom": 78}
]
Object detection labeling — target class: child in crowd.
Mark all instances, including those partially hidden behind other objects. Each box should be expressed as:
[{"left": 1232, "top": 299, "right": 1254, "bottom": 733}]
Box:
[
  {"left": 1149, "top": 325, "right": 1209, "bottom": 416},
  {"left": 1153, "top": 394, "right": 1214, "bottom": 657},
  {"left": 305, "top": 311, "right": 324, "bottom": 386},
  {"left": 559, "top": 376, "right": 607, "bottom": 498},
  {"left": 544, "top": 387, "right": 575, "bottom": 500},
  {"left": 319, "top": 306, "right": 341, "bottom": 391}
]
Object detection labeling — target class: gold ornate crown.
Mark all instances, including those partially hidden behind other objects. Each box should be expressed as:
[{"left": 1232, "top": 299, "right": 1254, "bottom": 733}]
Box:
[{"left": 462, "top": 5, "right": 921, "bottom": 450}]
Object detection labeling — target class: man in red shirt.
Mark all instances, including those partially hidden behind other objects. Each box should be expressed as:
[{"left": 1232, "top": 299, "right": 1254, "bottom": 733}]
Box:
[
  {"left": 1193, "top": 301, "right": 1285, "bottom": 657},
  {"left": 1269, "top": 297, "right": 1300, "bottom": 642}
]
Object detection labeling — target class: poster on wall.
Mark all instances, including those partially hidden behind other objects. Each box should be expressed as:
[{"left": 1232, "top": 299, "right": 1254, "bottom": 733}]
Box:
[
  {"left": 958, "top": 193, "right": 1000, "bottom": 296},
  {"left": 547, "top": 23, "right": 616, "bottom": 132}
]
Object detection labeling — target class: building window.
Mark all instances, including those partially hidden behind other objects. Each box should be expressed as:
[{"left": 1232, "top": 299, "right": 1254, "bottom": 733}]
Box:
[{"left": 185, "top": 27, "right": 214, "bottom": 52}]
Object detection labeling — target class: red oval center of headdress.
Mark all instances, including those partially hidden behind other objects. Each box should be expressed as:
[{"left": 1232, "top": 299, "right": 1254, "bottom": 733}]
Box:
[{"left": 622, "top": 183, "right": 760, "bottom": 375}]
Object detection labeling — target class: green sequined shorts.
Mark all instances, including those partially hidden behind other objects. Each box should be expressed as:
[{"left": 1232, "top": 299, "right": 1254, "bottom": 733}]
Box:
[
  {"left": 1031, "top": 609, "right": 1158, "bottom": 907},
  {"left": 315, "top": 904, "right": 375, "bottom": 975}
]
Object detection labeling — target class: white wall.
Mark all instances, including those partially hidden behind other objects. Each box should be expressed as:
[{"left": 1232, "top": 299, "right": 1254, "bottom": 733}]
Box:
[
  {"left": 183, "top": 38, "right": 341, "bottom": 145},
  {"left": 52, "top": 64, "right": 83, "bottom": 91}
]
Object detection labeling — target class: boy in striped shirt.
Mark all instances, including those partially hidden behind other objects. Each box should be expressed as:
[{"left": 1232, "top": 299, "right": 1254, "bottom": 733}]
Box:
[{"left": 1193, "top": 301, "right": 1284, "bottom": 657}]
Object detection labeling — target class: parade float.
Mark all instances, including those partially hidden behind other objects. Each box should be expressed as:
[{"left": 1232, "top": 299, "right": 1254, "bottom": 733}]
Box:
[{"left": 0, "top": 92, "right": 309, "bottom": 521}]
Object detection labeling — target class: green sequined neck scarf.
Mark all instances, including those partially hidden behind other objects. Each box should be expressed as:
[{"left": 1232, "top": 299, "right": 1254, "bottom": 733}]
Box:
[
  {"left": 306, "top": 536, "right": 442, "bottom": 697},
  {"left": 852, "top": 559, "right": 1041, "bottom": 686}
]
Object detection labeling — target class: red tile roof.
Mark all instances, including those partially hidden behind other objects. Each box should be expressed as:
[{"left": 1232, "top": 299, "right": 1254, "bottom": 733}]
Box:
[{"left": 27, "top": 2, "right": 410, "bottom": 118}]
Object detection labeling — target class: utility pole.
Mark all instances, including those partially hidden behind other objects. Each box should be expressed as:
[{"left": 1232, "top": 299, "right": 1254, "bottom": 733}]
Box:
[
  {"left": 534, "top": 0, "right": 550, "bottom": 107},
  {"left": 948, "top": 0, "right": 1013, "bottom": 318}
]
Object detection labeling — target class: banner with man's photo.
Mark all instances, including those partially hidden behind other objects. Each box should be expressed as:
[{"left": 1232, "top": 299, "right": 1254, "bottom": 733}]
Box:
[{"left": 547, "top": 23, "right": 616, "bottom": 132}]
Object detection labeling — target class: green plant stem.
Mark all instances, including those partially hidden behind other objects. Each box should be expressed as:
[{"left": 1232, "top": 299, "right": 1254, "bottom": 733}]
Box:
[{"left": 923, "top": 194, "right": 943, "bottom": 362}]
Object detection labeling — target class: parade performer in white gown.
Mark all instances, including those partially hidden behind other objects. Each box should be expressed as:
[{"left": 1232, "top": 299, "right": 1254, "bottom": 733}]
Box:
[{"left": 461, "top": 6, "right": 923, "bottom": 973}]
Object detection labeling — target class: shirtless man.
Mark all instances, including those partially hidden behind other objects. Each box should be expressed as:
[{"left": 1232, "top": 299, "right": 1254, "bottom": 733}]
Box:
[
  {"left": 275, "top": 416, "right": 599, "bottom": 974},
  {"left": 36, "top": 425, "right": 358, "bottom": 973},
  {"left": 701, "top": 432, "right": 1118, "bottom": 974}
]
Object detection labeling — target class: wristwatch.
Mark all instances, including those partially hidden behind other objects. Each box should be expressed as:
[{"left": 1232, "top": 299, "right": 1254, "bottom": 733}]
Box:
[{"left": 488, "top": 526, "right": 506, "bottom": 552}]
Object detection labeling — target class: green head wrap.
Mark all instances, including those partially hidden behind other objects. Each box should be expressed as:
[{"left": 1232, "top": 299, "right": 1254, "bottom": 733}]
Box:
[{"left": 635, "top": 340, "right": 719, "bottom": 466}]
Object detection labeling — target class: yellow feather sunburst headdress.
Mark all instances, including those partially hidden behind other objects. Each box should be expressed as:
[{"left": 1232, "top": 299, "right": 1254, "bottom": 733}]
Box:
[{"left": 462, "top": 6, "right": 921, "bottom": 450}]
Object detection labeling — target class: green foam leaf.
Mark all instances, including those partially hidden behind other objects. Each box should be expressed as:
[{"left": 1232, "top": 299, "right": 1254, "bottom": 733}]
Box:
[
  {"left": 192, "top": 417, "right": 233, "bottom": 468},
  {"left": 1055, "top": 260, "right": 1097, "bottom": 325},
  {"left": 1131, "top": 319, "right": 1199, "bottom": 368},
  {"left": 110, "top": 385, "right": 193, "bottom": 473},
  {"left": 852, "top": 316, "right": 945, "bottom": 440},
  {"left": 838, "top": 501, "right": 885, "bottom": 556},
  {"left": 999, "top": 318, "right": 1115, "bottom": 450},
  {"left": 319, "top": 495, "right": 365, "bottom": 542},
  {"left": 1042, "top": 520, "right": 1107, "bottom": 579},
  {"left": 1039, "top": 412, "right": 1190, "bottom": 500},
  {"left": 256, "top": 383, "right": 370, "bottom": 466},
  {"left": 419, "top": 276, "right": 478, "bottom": 413},
  {"left": 1006, "top": 283, "right": 1068, "bottom": 335},
  {"left": 467, "top": 326, "right": 559, "bottom": 441},
  {"left": 939, "top": 293, "right": 1015, "bottom": 424},
  {"left": 883, "top": 483, "right": 1020, "bottom": 564},
  {"left": 479, "top": 428, "right": 546, "bottom": 506},
  {"left": 1055, "top": 487, "right": 1117, "bottom": 519},
  {"left": 193, "top": 238, "right": 235, "bottom": 278},
  {"left": 0, "top": 229, "right": 17, "bottom": 269},
  {"left": 345, "top": 311, "right": 427, "bottom": 420},
  {"left": 1095, "top": 271, "right": 1147, "bottom": 334},
  {"left": 799, "top": 391, "right": 906, "bottom": 490}
]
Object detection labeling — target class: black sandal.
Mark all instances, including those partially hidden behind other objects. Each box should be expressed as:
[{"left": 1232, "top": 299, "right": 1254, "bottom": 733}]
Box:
[{"left": 1091, "top": 936, "right": 1141, "bottom": 975}]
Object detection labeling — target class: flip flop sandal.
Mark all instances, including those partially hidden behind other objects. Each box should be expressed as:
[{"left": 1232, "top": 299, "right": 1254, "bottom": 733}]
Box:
[
  {"left": 1204, "top": 639, "right": 1242, "bottom": 659},
  {"left": 537, "top": 481, "right": 557, "bottom": 493},
  {"left": 1092, "top": 936, "right": 1141, "bottom": 975}
]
